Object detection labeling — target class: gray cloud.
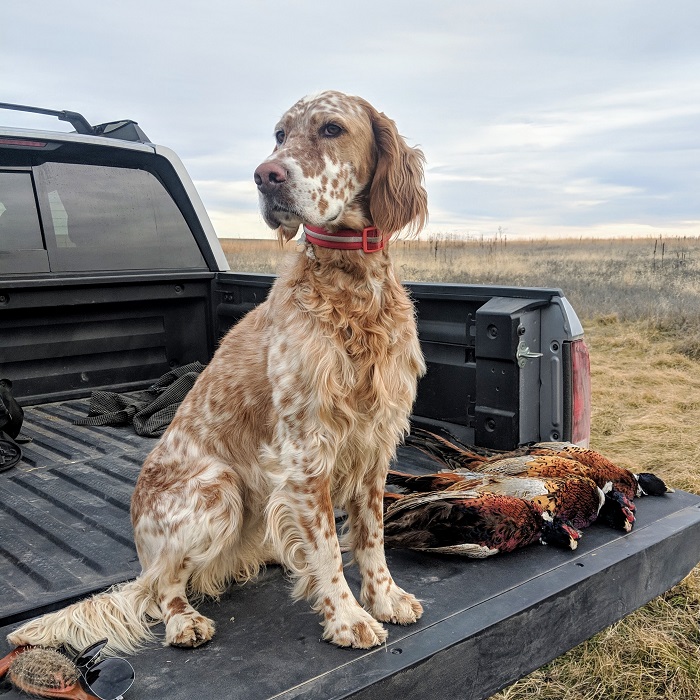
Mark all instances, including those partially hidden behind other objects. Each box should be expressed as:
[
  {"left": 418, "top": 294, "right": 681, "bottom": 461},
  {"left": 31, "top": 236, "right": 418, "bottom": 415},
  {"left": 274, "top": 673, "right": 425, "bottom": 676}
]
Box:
[{"left": 3, "top": 0, "right": 699, "bottom": 238}]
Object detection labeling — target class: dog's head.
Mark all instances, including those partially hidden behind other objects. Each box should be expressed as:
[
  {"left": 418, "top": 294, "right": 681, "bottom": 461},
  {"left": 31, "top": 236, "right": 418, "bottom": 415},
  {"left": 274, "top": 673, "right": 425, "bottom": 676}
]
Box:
[{"left": 254, "top": 91, "right": 427, "bottom": 243}]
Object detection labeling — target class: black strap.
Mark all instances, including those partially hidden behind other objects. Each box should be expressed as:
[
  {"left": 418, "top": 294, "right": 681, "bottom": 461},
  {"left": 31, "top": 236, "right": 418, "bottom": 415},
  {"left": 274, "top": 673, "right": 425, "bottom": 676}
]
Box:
[
  {"left": 0, "top": 378, "right": 24, "bottom": 440},
  {"left": 0, "top": 431, "right": 21, "bottom": 472}
]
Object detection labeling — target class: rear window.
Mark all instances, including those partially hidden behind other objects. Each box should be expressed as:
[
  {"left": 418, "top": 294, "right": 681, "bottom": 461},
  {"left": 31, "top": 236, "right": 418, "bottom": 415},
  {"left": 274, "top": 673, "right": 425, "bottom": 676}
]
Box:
[
  {"left": 0, "top": 160, "right": 207, "bottom": 273},
  {"left": 0, "top": 171, "right": 42, "bottom": 250},
  {"left": 0, "top": 170, "right": 49, "bottom": 273}
]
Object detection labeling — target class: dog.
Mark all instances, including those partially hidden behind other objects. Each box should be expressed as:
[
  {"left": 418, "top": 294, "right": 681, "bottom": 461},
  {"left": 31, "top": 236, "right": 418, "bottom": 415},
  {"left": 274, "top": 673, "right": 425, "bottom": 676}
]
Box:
[{"left": 8, "top": 90, "right": 428, "bottom": 653}]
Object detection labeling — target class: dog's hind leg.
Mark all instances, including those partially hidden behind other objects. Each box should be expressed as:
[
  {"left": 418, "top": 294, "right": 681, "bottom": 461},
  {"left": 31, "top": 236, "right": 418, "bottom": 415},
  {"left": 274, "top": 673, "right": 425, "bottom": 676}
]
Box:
[
  {"left": 133, "top": 457, "right": 245, "bottom": 649},
  {"left": 135, "top": 523, "right": 218, "bottom": 648},
  {"left": 154, "top": 552, "right": 216, "bottom": 648}
]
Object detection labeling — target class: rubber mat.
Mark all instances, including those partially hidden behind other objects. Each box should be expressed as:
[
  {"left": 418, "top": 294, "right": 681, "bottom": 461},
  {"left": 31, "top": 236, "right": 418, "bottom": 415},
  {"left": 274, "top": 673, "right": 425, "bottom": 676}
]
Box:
[{"left": 0, "top": 399, "right": 155, "bottom": 626}]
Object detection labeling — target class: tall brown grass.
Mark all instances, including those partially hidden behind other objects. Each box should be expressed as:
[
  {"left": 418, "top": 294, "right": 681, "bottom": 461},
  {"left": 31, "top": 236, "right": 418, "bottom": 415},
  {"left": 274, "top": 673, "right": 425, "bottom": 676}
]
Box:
[
  {"left": 221, "top": 234, "right": 700, "bottom": 332},
  {"left": 221, "top": 235, "right": 700, "bottom": 699}
]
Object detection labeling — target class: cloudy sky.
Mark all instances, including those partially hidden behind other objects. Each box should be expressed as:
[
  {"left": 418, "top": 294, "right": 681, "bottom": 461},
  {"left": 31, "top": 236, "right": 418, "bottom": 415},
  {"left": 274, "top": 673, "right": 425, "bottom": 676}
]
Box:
[{"left": 3, "top": 1, "right": 699, "bottom": 239}]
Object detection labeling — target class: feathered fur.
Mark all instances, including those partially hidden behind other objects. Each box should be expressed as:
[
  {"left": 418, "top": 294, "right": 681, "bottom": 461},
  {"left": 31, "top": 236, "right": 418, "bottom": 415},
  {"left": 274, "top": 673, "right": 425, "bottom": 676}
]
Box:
[
  {"left": 406, "top": 429, "right": 672, "bottom": 500},
  {"left": 8, "top": 91, "right": 428, "bottom": 654},
  {"left": 386, "top": 467, "right": 637, "bottom": 532},
  {"left": 383, "top": 490, "right": 581, "bottom": 556}
]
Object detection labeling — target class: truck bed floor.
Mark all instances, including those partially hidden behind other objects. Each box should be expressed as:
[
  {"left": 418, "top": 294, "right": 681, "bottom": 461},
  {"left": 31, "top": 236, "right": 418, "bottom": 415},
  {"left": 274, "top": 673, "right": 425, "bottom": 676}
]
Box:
[{"left": 2, "top": 399, "right": 700, "bottom": 700}]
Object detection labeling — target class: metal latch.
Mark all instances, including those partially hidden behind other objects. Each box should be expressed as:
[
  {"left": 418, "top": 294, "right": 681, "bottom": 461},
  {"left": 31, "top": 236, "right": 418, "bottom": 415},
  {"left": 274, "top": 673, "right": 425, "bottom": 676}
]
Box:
[{"left": 516, "top": 341, "right": 543, "bottom": 368}]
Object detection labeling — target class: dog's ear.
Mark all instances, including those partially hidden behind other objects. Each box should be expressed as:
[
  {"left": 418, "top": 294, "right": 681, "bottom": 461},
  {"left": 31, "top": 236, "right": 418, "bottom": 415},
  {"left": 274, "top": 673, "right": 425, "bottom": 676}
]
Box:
[{"left": 364, "top": 105, "right": 428, "bottom": 237}]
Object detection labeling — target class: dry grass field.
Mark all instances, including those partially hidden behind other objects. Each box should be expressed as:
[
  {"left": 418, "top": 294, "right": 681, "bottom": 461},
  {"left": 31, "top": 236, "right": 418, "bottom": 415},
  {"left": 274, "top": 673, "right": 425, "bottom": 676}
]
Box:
[
  {"left": 220, "top": 235, "right": 700, "bottom": 335},
  {"left": 221, "top": 235, "right": 700, "bottom": 699}
]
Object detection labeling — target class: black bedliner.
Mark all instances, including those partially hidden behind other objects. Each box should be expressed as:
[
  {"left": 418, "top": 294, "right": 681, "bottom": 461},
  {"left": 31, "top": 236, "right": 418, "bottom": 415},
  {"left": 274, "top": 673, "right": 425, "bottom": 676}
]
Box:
[{"left": 2, "top": 400, "right": 700, "bottom": 700}]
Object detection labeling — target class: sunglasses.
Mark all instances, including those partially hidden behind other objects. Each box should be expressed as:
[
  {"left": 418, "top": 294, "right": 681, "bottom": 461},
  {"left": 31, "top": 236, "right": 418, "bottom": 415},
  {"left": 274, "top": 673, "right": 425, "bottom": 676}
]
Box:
[{"left": 68, "top": 639, "right": 135, "bottom": 700}]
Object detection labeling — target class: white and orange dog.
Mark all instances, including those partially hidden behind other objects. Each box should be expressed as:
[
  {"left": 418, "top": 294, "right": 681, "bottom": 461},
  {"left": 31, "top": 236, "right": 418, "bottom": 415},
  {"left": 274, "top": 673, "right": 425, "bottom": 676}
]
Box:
[{"left": 9, "top": 91, "right": 428, "bottom": 653}]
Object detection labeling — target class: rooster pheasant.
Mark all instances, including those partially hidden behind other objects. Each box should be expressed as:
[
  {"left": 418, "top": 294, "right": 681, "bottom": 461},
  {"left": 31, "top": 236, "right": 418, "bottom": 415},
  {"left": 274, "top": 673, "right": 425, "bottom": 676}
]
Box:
[
  {"left": 406, "top": 428, "right": 672, "bottom": 500},
  {"left": 386, "top": 468, "right": 634, "bottom": 532},
  {"left": 383, "top": 489, "right": 582, "bottom": 556}
]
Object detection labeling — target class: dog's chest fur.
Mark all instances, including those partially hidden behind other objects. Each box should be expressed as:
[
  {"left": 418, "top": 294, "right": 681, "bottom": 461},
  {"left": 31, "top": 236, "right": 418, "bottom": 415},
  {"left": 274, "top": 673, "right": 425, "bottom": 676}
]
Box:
[
  {"left": 272, "top": 250, "right": 421, "bottom": 407},
  {"left": 261, "top": 249, "right": 425, "bottom": 497}
]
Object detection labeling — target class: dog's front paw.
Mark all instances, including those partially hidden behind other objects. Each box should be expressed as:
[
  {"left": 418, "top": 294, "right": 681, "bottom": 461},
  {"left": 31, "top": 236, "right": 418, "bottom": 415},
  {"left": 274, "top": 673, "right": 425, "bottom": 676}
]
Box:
[
  {"left": 323, "top": 604, "right": 388, "bottom": 649},
  {"left": 165, "top": 612, "right": 215, "bottom": 647},
  {"left": 364, "top": 582, "right": 423, "bottom": 626}
]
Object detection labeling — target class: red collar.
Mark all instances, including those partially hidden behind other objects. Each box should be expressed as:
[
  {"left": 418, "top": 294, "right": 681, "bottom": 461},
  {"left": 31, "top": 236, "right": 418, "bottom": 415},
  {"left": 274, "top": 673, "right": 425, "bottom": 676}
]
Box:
[{"left": 303, "top": 224, "right": 385, "bottom": 253}]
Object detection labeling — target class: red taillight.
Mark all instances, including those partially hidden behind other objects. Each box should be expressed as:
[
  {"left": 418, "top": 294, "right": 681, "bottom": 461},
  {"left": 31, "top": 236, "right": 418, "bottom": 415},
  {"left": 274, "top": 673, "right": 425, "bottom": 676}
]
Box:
[
  {"left": 570, "top": 339, "right": 591, "bottom": 447},
  {"left": 0, "top": 138, "right": 47, "bottom": 148}
]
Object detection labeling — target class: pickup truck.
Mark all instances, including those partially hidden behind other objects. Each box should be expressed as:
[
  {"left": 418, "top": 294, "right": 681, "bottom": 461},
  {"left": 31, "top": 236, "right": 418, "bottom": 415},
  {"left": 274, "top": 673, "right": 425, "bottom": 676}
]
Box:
[{"left": 1, "top": 104, "right": 699, "bottom": 700}]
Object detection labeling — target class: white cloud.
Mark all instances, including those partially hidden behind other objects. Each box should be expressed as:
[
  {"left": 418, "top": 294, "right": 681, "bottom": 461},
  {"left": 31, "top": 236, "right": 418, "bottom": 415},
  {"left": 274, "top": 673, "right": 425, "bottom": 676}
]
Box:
[
  {"left": 208, "top": 209, "right": 272, "bottom": 240},
  {"left": 2, "top": 0, "right": 699, "bottom": 238},
  {"left": 194, "top": 179, "right": 259, "bottom": 206}
]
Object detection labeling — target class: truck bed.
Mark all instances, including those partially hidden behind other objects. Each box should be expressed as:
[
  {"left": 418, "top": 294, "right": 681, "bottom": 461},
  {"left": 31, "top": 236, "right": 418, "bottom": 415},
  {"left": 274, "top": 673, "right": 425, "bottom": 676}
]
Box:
[{"left": 2, "top": 400, "right": 700, "bottom": 700}]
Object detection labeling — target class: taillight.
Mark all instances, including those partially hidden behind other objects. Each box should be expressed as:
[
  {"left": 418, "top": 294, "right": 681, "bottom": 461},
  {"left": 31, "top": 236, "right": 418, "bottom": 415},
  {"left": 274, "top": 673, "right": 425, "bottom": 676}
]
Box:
[{"left": 565, "top": 339, "right": 591, "bottom": 447}]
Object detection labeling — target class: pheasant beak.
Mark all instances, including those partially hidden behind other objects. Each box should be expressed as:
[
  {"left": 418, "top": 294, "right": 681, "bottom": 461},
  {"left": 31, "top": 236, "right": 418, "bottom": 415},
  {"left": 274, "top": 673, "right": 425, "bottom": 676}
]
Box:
[
  {"left": 562, "top": 523, "right": 582, "bottom": 550},
  {"left": 539, "top": 517, "right": 582, "bottom": 550}
]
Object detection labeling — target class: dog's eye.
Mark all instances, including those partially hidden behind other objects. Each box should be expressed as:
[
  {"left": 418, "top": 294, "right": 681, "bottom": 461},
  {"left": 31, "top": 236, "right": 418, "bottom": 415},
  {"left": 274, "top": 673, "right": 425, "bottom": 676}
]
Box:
[
  {"left": 275, "top": 130, "right": 285, "bottom": 145},
  {"left": 321, "top": 123, "right": 343, "bottom": 138}
]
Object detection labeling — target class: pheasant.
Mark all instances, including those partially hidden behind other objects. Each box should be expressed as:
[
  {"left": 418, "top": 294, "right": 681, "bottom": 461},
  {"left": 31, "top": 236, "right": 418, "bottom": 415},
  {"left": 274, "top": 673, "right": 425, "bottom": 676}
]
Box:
[
  {"left": 406, "top": 427, "right": 491, "bottom": 470},
  {"left": 386, "top": 468, "right": 634, "bottom": 532},
  {"left": 383, "top": 489, "right": 582, "bottom": 556},
  {"left": 473, "top": 454, "right": 644, "bottom": 504},
  {"left": 406, "top": 428, "right": 672, "bottom": 499},
  {"left": 527, "top": 442, "right": 671, "bottom": 497}
]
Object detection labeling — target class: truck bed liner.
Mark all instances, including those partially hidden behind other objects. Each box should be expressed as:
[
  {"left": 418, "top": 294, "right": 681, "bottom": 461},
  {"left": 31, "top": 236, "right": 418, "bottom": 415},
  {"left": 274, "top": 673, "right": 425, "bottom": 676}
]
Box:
[
  {"left": 2, "top": 399, "right": 700, "bottom": 700},
  {"left": 0, "top": 400, "right": 149, "bottom": 626}
]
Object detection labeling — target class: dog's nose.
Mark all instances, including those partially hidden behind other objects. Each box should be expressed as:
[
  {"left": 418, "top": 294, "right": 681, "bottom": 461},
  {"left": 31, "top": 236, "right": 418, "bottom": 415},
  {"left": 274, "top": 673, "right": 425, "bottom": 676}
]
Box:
[{"left": 254, "top": 162, "right": 288, "bottom": 193}]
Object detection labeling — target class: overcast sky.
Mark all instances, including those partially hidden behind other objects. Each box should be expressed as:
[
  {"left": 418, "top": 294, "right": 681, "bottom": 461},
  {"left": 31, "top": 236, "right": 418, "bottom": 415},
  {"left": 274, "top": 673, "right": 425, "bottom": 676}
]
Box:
[{"left": 3, "top": 1, "right": 699, "bottom": 239}]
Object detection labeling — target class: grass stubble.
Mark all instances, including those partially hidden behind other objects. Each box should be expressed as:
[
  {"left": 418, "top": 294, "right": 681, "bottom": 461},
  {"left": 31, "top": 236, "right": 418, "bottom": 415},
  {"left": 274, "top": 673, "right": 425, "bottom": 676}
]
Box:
[{"left": 221, "top": 235, "right": 700, "bottom": 700}]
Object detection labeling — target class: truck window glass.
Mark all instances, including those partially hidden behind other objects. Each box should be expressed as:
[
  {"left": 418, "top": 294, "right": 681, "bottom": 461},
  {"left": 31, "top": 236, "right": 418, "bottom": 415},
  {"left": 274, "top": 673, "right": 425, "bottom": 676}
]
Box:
[
  {"left": 35, "top": 162, "right": 207, "bottom": 272},
  {"left": 0, "top": 171, "right": 43, "bottom": 251},
  {"left": 0, "top": 170, "right": 50, "bottom": 273}
]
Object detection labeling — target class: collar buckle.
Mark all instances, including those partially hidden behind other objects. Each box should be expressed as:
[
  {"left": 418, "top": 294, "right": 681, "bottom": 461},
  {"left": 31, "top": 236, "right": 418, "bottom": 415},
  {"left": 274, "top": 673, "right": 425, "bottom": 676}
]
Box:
[{"left": 362, "top": 226, "right": 384, "bottom": 253}]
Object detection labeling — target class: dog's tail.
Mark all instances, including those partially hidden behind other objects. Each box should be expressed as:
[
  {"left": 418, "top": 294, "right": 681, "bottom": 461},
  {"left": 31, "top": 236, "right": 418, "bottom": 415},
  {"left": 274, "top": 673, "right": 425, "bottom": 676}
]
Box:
[{"left": 6, "top": 577, "right": 160, "bottom": 655}]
